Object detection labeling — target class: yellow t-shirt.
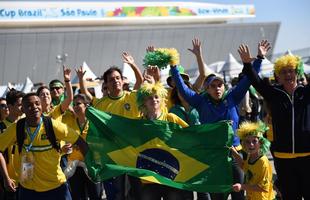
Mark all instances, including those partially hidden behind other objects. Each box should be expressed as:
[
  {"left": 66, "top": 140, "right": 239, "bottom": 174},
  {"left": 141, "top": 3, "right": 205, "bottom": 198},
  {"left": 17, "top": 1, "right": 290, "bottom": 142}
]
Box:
[
  {"left": 0, "top": 118, "right": 80, "bottom": 192},
  {"left": 2, "top": 119, "right": 20, "bottom": 183},
  {"left": 45, "top": 104, "right": 63, "bottom": 121},
  {"left": 62, "top": 112, "right": 88, "bottom": 162},
  {"left": 92, "top": 91, "right": 140, "bottom": 119},
  {"left": 243, "top": 155, "right": 274, "bottom": 200},
  {"left": 157, "top": 112, "right": 188, "bottom": 128}
]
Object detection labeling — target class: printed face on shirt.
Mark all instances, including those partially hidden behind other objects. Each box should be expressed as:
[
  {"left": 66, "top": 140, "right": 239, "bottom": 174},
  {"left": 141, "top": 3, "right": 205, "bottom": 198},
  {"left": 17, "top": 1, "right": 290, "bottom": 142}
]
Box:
[
  {"left": 242, "top": 135, "right": 261, "bottom": 155},
  {"left": 144, "top": 94, "right": 161, "bottom": 114},
  {"left": 106, "top": 70, "right": 124, "bottom": 94},
  {"left": 22, "top": 95, "right": 42, "bottom": 121},
  {"left": 38, "top": 88, "right": 52, "bottom": 106},
  {"left": 206, "top": 79, "right": 225, "bottom": 100},
  {"left": 276, "top": 67, "right": 297, "bottom": 89}
]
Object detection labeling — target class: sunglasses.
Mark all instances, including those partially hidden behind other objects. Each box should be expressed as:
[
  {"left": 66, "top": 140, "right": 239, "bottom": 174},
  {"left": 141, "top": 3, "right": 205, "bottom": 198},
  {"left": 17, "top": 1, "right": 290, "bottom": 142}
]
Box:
[
  {"left": 0, "top": 104, "right": 8, "bottom": 109},
  {"left": 51, "top": 87, "right": 62, "bottom": 90}
]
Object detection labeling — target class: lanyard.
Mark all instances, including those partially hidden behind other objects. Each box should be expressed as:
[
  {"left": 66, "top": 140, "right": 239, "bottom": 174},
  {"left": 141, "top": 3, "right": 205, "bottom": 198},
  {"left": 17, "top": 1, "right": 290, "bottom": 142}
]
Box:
[{"left": 25, "top": 117, "right": 43, "bottom": 152}]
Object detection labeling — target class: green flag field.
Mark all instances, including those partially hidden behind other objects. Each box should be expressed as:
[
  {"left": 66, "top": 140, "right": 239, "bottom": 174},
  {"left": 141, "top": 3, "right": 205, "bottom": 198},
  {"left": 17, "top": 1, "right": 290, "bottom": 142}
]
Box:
[{"left": 85, "top": 107, "right": 234, "bottom": 193}]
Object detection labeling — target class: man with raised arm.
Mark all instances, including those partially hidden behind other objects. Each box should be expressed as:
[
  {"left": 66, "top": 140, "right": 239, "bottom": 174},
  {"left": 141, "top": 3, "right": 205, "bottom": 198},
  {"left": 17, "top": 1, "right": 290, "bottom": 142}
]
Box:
[{"left": 170, "top": 40, "right": 271, "bottom": 200}]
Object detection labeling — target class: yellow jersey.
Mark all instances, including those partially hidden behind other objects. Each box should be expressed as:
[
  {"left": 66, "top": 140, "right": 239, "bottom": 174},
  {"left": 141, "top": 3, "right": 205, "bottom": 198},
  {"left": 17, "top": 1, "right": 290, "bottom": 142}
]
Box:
[
  {"left": 92, "top": 91, "right": 140, "bottom": 119},
  {"left": 243, "top": 155, "right": 274, "bottom": 200},
  {"left": 62, "top": 112, "right": 88, "bottom": 162},
  {"left": 2, "top": 119, "right": 20, "bottom": 183},
  {"left": 0, "top": 118, "right": 79, "bottom": 192}
]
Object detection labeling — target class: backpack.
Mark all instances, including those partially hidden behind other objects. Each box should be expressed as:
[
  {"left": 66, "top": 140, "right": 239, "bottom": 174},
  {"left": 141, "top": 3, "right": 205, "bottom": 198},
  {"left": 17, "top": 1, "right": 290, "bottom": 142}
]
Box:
[{"left": 16, "top": 116, "right": 60, "bottom": 153}]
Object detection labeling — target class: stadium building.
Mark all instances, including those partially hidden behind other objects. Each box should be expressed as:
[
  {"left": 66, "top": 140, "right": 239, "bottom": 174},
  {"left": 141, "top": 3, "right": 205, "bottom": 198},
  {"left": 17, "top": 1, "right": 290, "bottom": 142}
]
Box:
[{"left": 0, "top": 1, "right": 280, "bottom": 85}]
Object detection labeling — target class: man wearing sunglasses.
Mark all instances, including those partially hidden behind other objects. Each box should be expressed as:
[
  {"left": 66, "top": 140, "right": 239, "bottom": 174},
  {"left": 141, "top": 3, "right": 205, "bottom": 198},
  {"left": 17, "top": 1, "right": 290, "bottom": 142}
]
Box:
[{"left": 49, "top": 79, "right": 65, "bottom": 106}]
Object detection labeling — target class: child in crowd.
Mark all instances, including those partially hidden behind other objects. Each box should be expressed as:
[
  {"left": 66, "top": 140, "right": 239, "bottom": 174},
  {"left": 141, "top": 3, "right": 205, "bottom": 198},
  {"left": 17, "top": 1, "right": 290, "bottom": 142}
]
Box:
[{"left": 231, "top": 121, "right": 274, "bottom": 200}]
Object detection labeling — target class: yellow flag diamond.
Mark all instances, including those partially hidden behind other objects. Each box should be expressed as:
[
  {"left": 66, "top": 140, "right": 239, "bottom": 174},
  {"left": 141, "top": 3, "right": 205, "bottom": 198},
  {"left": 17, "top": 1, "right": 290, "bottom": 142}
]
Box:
[{"left": 108, "top": 137, "right": 209, "bottom": 182}]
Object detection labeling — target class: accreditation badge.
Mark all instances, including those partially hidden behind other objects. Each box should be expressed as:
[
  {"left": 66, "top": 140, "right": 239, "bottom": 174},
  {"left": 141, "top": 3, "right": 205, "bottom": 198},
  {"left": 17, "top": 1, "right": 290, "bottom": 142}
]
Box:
[{"left": 20, "top": 151, "right": 35, "bottom": 183}]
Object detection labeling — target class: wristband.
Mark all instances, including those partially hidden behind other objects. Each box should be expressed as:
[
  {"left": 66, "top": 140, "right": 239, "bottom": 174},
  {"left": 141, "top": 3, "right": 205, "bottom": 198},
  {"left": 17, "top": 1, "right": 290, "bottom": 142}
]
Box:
[
  {"left": 64, "top": 79, "right": 70, "bottom": 82},
  {"left": 257, "top": 55, "right": 265, "bottom": 59}
]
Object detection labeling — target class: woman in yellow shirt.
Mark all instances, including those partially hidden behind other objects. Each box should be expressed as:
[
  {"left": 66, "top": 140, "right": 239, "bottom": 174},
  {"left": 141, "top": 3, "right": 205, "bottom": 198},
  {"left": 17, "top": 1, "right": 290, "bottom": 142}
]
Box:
[{"left": 62, "top": 94, "right": 102, "bottom": 200}]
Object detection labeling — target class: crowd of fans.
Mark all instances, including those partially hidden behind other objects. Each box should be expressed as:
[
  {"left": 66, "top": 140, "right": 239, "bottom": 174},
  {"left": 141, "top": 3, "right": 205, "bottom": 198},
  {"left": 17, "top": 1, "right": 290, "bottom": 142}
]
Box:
[{"left": 0, "top": 37, "right": 309, "bottom": 200}]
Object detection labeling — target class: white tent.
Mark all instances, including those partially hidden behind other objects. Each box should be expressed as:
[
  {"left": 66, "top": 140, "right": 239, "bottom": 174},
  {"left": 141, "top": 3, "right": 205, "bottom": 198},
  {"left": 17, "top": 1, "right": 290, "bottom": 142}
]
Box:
[
  {"left": 259, "top": 58, "right": 274, "bottom": 77},
  {"left": 0, "top": 86, "right": 8, "bottom": 97},
  {"left": 71, "top": 61, "right": 99, "bottom": 87},
  {"left": 21, "top": 77, "right": 34, "bottom": 93},
  {"left": 284, "top": 49, "right": 293, "bottom": 56},
  {"left": 0, "top": 77, "right": 34, "bottom": 97},
  {"left": 190, "top": 63, "right": 223, "bottom": 84},
  {"left": 122, "top": 63, "right": 136, "bottom": 89},
  {"left": 208, "top": 61, "right": 225, "bottom": 74},
  {"left": 219, "top": 53, "right": 243, "bottom": 81}
]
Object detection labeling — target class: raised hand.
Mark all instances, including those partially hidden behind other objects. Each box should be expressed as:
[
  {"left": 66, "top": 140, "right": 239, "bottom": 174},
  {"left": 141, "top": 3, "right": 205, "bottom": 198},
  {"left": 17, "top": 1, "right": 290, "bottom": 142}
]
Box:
[
  {"left": 146, "top": 45, "right": 155, "bottom": 52},
  {"left": 238, "top": 44, "right": 255, "bottom": 63},
  {"left": 75, "top": 66, "right": 86, "bottom": 80},
  {"left": 257, "top": 40, "right": 271, "bottom": 58},
  {"left": 122, "top": 52, "right": 135, "bottom": 66},
  {"left": 146, "top": 66, "right": 160, "bottom": 82},
  {"left": 188, "top": 38, "right": 202, "bottom": 57},
  {"left": 63, "top": 65, "right": 71, "bottom": 81},
  {"left": 143, "top": 70, "right": 155, "bottom": 84}
]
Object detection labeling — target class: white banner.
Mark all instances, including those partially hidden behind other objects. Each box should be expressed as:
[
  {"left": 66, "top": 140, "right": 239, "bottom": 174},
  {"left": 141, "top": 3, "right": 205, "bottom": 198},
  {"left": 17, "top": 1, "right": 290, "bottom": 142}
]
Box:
[{"left": 0, "top": 1, "right": 255, "bottom": 23}]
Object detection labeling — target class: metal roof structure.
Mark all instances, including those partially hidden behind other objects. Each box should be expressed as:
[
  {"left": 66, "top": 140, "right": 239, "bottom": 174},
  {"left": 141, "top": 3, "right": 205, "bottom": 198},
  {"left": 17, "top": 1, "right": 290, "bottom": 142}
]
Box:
[{"left": 0, "top": 21, "right": 279, "bottom": 85}]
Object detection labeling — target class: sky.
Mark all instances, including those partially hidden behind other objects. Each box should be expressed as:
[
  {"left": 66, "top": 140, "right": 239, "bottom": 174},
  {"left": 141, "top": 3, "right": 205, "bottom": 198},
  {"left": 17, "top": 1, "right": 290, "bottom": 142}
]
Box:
[{"left": 195, "top": 0, "right": 310, "bottom": 54}]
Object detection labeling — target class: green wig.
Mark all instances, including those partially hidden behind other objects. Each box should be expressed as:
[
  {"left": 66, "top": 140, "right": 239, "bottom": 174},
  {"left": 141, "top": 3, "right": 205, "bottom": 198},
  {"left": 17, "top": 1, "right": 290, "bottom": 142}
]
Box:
[{"left": 238, "top": 121, "right": 271, "bottom": 155}]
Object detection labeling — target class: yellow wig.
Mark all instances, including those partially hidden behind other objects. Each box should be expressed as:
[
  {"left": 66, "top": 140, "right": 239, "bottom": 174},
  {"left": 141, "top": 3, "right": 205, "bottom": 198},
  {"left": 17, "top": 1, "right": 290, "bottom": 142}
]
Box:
[
  {"left": 274, "top": 54, "right": 304, "bottom": 77},
  {"left": 238, "top": 121, "right": 270, "bottom": 155},
  {"left": 136, "top": 82, "right": 168, "bottom": 112}
]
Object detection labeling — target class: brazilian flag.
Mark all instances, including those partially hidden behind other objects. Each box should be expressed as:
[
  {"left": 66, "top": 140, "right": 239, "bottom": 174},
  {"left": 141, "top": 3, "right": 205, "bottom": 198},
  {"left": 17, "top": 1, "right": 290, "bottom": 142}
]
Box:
[{"left": 85, "top": 107, "right": 234, "bottom": 193}]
